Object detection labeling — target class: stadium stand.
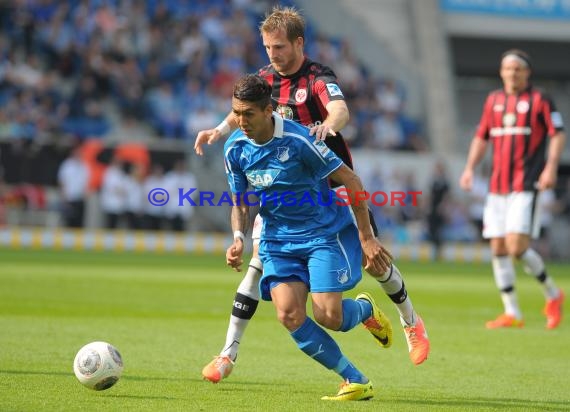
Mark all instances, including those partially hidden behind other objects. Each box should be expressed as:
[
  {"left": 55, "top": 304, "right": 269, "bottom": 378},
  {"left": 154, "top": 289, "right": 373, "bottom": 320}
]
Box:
[{"left": 0, "top": 0, "right": 568, "bottom": 260}]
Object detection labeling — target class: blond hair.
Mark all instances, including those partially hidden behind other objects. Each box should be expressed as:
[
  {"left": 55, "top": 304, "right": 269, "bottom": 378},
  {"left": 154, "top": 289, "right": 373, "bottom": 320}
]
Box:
[{"left": 259, "top": 6, "right": 305, "bottom": 42}]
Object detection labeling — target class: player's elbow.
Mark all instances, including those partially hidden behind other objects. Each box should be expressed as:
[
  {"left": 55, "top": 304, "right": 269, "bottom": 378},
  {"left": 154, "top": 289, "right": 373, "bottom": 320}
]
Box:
[{"left": 337, "top": 105, "right": 350, "bottom": 127}]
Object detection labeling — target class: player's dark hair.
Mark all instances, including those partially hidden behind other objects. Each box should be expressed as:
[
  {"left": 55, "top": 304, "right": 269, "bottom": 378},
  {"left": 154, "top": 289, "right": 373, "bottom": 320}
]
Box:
[
  {"left": 233, "top": 74, "right": 272, "bottom": 109},
  {"left": 259, "top": 6, "right": 305, "bottom": 43},
  {"left": 501, "top": 49, "right": 532, "bottom": 69}
]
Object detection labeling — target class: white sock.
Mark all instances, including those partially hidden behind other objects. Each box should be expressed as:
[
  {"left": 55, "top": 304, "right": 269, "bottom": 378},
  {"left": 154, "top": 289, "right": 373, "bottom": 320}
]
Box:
[
  {"left": 376, "top": 264, "right": 416, "bottom": 326},
  {"left": 220, "top": 258, "right": 262, "bottom": 361},
  {"left": 519, "top": 248, "right": 559, "bottom": 300},
  {"left": 492, "top": 256, "right": 522, "bottom": 319}
]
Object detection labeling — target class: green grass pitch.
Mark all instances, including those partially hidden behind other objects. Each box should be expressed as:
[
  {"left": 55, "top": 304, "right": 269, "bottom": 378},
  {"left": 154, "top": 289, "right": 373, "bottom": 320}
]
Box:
[{"left": 0, "top": 248, "right": 568, "bottom": 411}]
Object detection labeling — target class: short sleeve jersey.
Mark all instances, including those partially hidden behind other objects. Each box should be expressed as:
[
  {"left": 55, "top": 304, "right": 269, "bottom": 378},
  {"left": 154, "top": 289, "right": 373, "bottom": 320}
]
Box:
[
  {"left": 475, "top": 86, "right": 564, "bottom": 193},
  {"left": 258, "top": 57, "right": 354, "bottom": 172},
  {"left": 224, "top": 113, "right": 354, "bottom": 240}
]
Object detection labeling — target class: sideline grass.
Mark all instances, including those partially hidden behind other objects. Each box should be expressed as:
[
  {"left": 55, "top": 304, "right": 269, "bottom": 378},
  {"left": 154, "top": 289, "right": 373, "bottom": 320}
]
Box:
[{"left": 0, "top": 249, "right": 569, "bottom": 411}]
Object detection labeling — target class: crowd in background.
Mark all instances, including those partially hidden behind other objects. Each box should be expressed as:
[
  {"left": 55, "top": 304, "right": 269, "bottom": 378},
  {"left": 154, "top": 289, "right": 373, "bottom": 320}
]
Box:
[
  {"left": 0, "top": 0, "right": 568, "bottom": 257},
  {"left": 57, "top": 148, "right": 196, "bottom": 231},
  {"left": 362, "top": 163, "right": 570, "bottom": 258},
  {"left": 0, "top": 0, "right": 426, "bottom": 150}
]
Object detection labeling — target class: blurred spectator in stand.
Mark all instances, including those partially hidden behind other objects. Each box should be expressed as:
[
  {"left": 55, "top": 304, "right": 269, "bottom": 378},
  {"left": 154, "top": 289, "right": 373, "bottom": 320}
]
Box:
[
  {"left": 0, "top": 1, "right": 425, "bottom": 154},
  {"left": 210, "top": 59, "right": 241, "bottom": 101},
  {"left": 367, "top": 110, "right": 427, "bottom": 152},
  {"left": 141, "top": 58, "right": 162, "bottom": 92},
  {"left": 549, "top": 178, "right": 570, "bottom": 260},
  {"left": 442, "top": 198, "right": 477, "bottom": 242},
  {"left": 334, "top": 40, "right": 362, "bottom": 98},
  {"left": 177, "top": 19, "right": 209, "bottom": 64},
  {"left": 146, "top": 81, "right": 184, "bottom": 138},
  {"left": 400, "top": 171, "right": 421, "bottom": 223},
  {"left": 426, "top": 161, "right": 450, "bottom": 260},
  {"left": 185, "top": 104, "right": 219, "bottom": 140},
  {"left": 560, "top": 178, "right": 570, "bottom": 220},
  {"left": 375, "top": 78, "right": 405, "bottom": 114},
  {"left": 142, "top": 163, "right": 165, "bottom": 230},
  {"left": 105, "top": 112, "right": 150, "bottom": 143},
  {"left": 57, "top": 144, "right": 89, "bottom": 228},
  {"left": 308, "top": 33, "right": 338, "bottom": 67},
  {"left": 62, "top": 75, "right": 111, "bottom": 138},
  {"left": 466, "top": 163, "right": 489, "bottom": 241},
  {"left": 2, "top": 181, "right": 46, "bottom": 226},
  {"left": 369, "top": 110, "right": 407, "bottom": 150},
  {"left": 164, "top": 159, "right": 196, "bottom": 232},
  {"left": 124, "top": 162, "right": 145, "bottom": 230},
  {"left": 110, "top": 57, "right": 145, "bottom": 119},
  {"left": 100, "top": 157, "right": 126, "bottom": 229},
  {"left": 0, "top": 178, "right": 5, "bottom": 227}
]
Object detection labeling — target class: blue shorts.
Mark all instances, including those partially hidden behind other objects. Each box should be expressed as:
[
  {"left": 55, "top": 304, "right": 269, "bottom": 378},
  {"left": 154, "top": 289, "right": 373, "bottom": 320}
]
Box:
[{"left": 258, "top": 224, "right": 362, "bottom": 301}]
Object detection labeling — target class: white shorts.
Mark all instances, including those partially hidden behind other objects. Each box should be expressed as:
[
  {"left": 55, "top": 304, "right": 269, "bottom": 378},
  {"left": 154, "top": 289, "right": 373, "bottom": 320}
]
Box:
[
  {"left": 482, "top": 191, "right": 541, "bottom": 239},
  {"left": 251, "top": 214, "right": 263, "bottom": 245}
]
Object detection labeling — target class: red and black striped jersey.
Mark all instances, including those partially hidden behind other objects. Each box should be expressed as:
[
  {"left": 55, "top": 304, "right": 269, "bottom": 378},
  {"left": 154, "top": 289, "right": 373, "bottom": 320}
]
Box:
[
  {"left": 475, "top": 86, "right": 564, "bottom": 194},
  {"left": 257, "top": 57, "right": 353, "bottom": 171}
]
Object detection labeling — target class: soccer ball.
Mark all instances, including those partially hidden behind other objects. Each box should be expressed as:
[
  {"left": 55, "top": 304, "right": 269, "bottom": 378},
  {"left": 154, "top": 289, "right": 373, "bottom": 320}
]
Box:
[{"left": 73, "top": 341, "right": 124, "bottom": 390}]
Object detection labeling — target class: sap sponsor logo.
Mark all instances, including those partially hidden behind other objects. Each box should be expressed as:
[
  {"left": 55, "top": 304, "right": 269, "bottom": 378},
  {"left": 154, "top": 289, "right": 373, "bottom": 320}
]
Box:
[{"left": 245, "top": 169, "right": 280, "bottom": 189}]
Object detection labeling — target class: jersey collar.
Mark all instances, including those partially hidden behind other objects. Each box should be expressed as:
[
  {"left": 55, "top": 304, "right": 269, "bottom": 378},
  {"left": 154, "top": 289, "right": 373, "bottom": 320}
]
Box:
[{"left": 272, "top": 112, "right": 284, "bottom": 138}]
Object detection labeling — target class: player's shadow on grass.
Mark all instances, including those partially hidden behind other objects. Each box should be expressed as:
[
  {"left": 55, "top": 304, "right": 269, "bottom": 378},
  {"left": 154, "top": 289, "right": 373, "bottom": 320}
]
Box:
[
  {"left": 0, "top": 369, "right": 70, "bottom": 377},
  {"left": 108, "top": 394, "right": 181, "bottom": 401},
  {"left": 124, "top": 375, "right": 192, "bottom": 382},
  {"left": 124, "top": 376, "right": 277, "bottom": 386},
  {"left": 125, "top": 375, "right": 277, "bottom": 386},
  {"left": 393, "top": 396, "right": 568, "bottom": 411}
]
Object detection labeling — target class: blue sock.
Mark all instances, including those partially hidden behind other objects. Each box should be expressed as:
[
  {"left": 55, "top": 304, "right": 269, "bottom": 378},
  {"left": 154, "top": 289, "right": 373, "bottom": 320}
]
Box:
[
  {"left": 334, "top": 356, "right": 368, "bottom": 384},
  {"left": 290, "top": 317, "right": 365, "bottom": 383},
  {"left": 338, "top": 299, "right": 372, "bottom": 332}
]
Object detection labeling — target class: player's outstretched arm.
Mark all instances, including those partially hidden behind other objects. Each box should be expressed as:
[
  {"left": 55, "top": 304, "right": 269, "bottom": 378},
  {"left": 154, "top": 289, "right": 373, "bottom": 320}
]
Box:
[
  {"left": 226, "top": 194, "right": 249, "bottom": 272},
  {"left": 537, "top": 132, "right": 566, "bottom": 190},
  {"left": 459, "top": 137, "right": 487, "bottom": 191},
  {"left": 195, "top": 128, "right": 223, "bottom": 156},
  {"left": 329, "top": 165, "right": 392, "bottom": 275},
  {"left": 194, "top": 115, "right": 237, "bottom": 155},
  {"left": 309, "top": 100, "right": 348, "bottom": 141}
]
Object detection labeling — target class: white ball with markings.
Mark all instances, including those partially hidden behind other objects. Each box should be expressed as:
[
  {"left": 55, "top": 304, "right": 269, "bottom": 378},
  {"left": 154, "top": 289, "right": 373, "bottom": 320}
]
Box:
[{"left": 73, "top": 341, "right": 123, "bottom": 390}]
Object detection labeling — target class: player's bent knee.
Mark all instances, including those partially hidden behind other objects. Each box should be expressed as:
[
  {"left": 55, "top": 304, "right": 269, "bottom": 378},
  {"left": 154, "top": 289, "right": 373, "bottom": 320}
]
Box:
[
  {"left": 276, "top": 308, "right": 306, "bottom": 331},
  {"left": 507, "top": 242, "right": 529, "bottom": 258}
]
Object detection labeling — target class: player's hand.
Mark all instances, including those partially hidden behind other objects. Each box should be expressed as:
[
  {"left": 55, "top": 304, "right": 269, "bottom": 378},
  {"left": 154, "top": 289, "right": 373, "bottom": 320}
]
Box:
[
  {"left": 361, "top": 237, "right": 393, "bottom": 276},
  {"left": 536, "top": 165, "right": 557, "bottom": 190},
  {"left": 309, "top": 124, "right": 336, "bottom": 141},
  {"left": 459, "top": 169, "right": 473, "bottom": 191},
  {"left": 226, "top": 239, "right": 244, "bottom": 272},
  {"left": 194, "top": 128, "right": 223, "bottom": 156}
]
